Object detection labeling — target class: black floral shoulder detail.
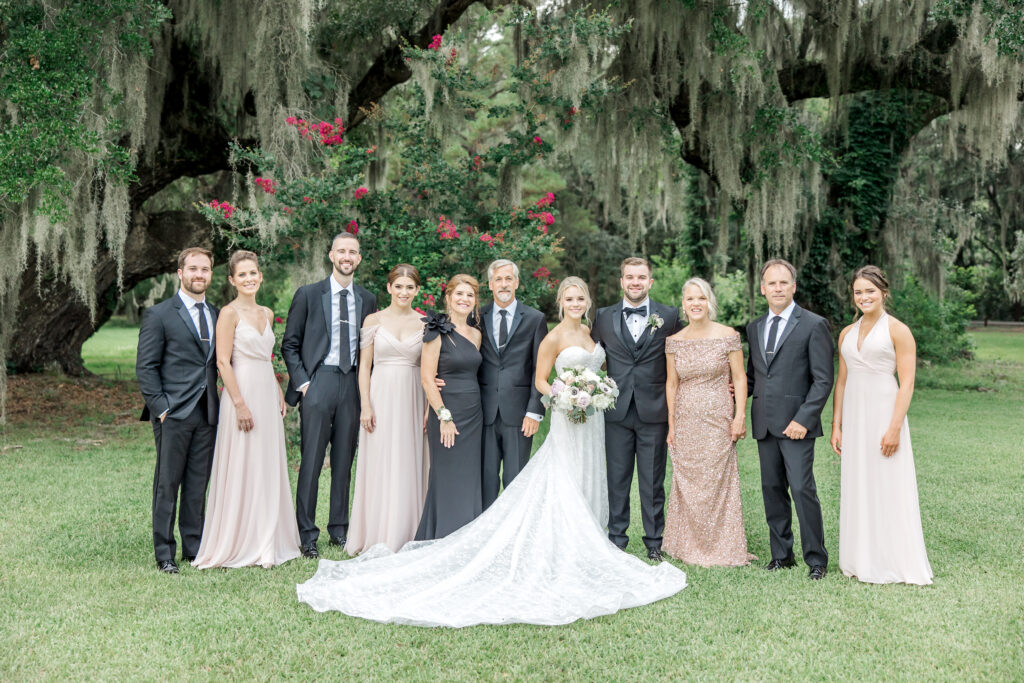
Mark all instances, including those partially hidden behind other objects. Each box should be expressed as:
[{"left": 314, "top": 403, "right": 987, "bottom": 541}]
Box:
[{"left": 422, "top": 311, "right": 455, "bottom": 342}]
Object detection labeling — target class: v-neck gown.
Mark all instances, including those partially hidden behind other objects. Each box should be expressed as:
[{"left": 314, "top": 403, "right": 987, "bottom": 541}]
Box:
[
  {"left": 839, "top": 313, "right": 932, "bottom": 585},
  {"left": 194, "top": 317, "right": 301, "bottom": 569},
  {"left": 345, "top": 325, "right": 429, "bottom": 555}
]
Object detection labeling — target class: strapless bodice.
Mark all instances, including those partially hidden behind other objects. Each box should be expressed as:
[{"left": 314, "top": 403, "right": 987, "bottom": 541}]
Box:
[{"left": 555, "top": 344, "right": 605, "bottom": 373}]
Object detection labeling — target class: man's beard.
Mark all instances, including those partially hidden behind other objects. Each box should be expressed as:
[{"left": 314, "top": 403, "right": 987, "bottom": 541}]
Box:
[
  {"left": 624, "top": 290, "right": 647, "bottom": 305},
  {"left": 182, "top": 278, "right": 208, "bottom": 295},
  {"left": 334, "top": 261, "right": 355, "bottom": 276},
  {"left": 494, "top": 289, "right": 514, "bottom": 304}
]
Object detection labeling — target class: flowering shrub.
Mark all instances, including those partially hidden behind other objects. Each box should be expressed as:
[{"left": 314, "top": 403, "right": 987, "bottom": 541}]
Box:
[{"left": 197, "top": 6, "right": 627, "bottom": 315}]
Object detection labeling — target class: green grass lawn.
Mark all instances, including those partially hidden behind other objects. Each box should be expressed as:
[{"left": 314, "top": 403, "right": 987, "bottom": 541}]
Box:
[{"left": 2, "top": 327, "right": 1022, "bottom": 679}]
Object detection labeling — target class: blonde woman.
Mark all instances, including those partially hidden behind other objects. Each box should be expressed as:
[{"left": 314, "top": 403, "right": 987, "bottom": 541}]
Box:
[{"left": 663, "top": 278, "right": 753, "bottom": 567}]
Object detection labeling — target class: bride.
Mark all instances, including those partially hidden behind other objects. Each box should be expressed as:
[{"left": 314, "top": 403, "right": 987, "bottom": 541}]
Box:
[{"left": 296, "top": 277, "right": 687, "bottom": 627}]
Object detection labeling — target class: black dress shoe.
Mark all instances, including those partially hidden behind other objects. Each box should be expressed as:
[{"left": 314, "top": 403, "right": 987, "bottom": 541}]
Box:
[
  {"left": 808, "top": 565, "right": 827, "bottom": 580},
  {"left": 181, "top": 555, "right": 196, "bottom": 564},
  {"left": 765, "top": 557, "right": 797, "bottom": 571},
  {"left": 301, "top": 543, "right": 319, "bottom": 559},
  {"left": 647, "top": 548, "right": 664, "bottom": 562},
  {"left": 328, "top": 535, "right": 346, "bottom": 547},
  {"left": 157, "top": 560, "right": 179, "bottom": 574}
]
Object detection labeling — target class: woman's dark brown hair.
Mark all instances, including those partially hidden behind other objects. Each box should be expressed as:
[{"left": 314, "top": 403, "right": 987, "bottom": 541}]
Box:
[
  {"left": 388, "top": 263, "right": 421, "bottom": 287},
  {"left": 228, "top": 250, "right": 259, "bottom": 276}
]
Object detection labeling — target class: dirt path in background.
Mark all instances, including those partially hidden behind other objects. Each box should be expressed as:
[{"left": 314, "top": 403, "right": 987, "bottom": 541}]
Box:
[{"left": 4, "top": 374, "right": 140, "bottom": 430}]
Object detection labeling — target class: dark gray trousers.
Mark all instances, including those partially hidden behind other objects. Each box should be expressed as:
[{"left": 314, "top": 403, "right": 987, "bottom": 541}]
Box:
[
  {"left": 296, "top": 367, "right": 359, "bottom": 545},
  {"left": 481, "top": 414, "right": 534, "bottom": 510},
  {"left": 756, "top": 435, "right": 828, "bottom": 567},
  {"left": 604, "top": 400, "right": 668, "bottom": 551},
  {"left": 151, "top": 402, "right": 215, "bottom": 563}
]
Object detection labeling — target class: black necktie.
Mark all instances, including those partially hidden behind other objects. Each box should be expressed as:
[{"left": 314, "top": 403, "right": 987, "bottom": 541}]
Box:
[
  {"left": 498, "top": 309, "right": 509, "bottom": 349},
  {"left": 339, "top": 289, "right": 352, "bottom": 373},
  {"left": 195, "top": 302, "right": 210, "bottom": 356},
  {"left": 623, "top": 306, "right": 647, "bottom": 318},
  {"left": 765, "top": 315, "right": 782, "bottom": 360}
]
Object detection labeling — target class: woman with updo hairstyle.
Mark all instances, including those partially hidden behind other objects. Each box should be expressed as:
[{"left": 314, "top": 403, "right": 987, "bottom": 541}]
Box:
[
  {"left": 194, "top": 250, "right": 301, "bottom": 569},
  {"left": 660, "top": 277, "right": 753, "bottom": 567},
  {"left": 415, "top": 273, "right": 485, "bottom": 540},
  {"left": 831, "top": 265, "right": 932, "bottom": 584},
  {"left": 345, "top": 264, "right": 431, "bottom": 554}
]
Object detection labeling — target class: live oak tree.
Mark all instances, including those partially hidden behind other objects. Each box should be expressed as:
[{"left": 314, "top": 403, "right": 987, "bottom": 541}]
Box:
[{"left": 2, "top": 0, "right": 1023, "bottom": 420}]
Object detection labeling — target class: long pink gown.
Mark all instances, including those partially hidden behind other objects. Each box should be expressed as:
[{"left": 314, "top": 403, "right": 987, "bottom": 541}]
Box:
[
  {"left": 194, "top": 314, "right": 300, "bottom": 569},
  {"left": 345, "top": 324, "right": 429, "bottom": 555},
  {"left": 839, "top": 313, "right": 932, "bottom": 585},
  {"left": 663, "top": 336, "right": 754, "bottom": 567}
]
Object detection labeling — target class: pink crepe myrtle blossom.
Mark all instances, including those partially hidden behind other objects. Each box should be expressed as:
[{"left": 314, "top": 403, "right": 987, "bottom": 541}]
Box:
[{"left": 354, "top": 187, "right": 368, "bottom": 200}]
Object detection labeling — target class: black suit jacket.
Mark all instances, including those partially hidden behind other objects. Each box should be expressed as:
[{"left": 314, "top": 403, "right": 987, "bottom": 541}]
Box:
[
  {"left": 592, "top": 300, "right": 681, "bottom": 424},
  {"left": 136, "top": 294, "right": 220, "bottom": 423},
  {"left": 478, "top": 301, "right": 547, "bottom": 425},
  {"left": 281, "top": 277, "right": 377, "bottom": 406},
  {"left": 746, "top": 304, "right": 834, "bottom": 440}
]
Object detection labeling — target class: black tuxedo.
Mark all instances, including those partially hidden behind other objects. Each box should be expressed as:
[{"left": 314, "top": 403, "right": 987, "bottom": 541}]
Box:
[
  {"left": 136, "top": 293, "right": 220, "bottom": 563},
  {"left": 281, "top": 277, "right": 376, "bottom": 545},
  {"left": 592, "top": 300, "right": 681, "bottom": 551},
  {"left": 478, "top": 301, "right": 547, "bottom": 508},
  {"left": 746, "top": 303, "right": 834, "bottom": 567}
]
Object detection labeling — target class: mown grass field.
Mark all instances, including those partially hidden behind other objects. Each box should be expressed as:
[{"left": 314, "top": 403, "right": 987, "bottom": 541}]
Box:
[{"left": 1, "top": 326, "right": 1021, "bottom": 679}]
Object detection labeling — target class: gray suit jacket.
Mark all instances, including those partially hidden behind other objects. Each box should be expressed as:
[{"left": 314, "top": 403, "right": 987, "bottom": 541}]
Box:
[
  {"left": 281, "top": 277, "right": 377, "bottom": 406},
  {"left": 136, "top": 294, "right": 220, "bottom": 423},
  {"left": 746, "top": 304, "right": 834, "bottom": 440},
  {"left": 478, "top": 301, "right": 547, "bottom": 425}
]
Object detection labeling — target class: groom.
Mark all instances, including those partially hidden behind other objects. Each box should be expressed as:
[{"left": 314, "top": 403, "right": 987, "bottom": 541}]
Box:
[
  {"left": 136, "top": 247, "right": 220, "bottom": 574},
  {"left": 282, "top": 232, "right": 377, "bottom": 558},
  {"left": 592, "top": 257, "right": 680, "bottom": 561},
  {"left": 746, "top": 258, "right": 834, "bottom": 580},
  {"left": 478, "top": 259, "right": 547, "bottom": 509}
]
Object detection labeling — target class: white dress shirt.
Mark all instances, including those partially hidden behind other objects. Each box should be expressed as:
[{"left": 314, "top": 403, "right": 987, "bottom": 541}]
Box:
[
  {"left": 492, "top": 299, "right": 518, "bottom": 350},
  {"left": 325, "top": 277, "right": 358, "bottom": 367},
  {"left": 178, "top": 289, "right": 214, "bottom": 347},
  {"left": 167, "top": 289, "right": 213, "bottom": 418},
  {"left": 492, "top": 299, "right": 542, "bottom": 423},
  {"left": 622, "top": 297, "right": 651, "bottom": 342},
  {"left": 763, "top": 300, "right": 796, "bottom": 352}
]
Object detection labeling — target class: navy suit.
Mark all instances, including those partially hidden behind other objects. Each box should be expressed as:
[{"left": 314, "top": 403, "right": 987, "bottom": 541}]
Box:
[
  {"left": 478, "top": 301, "right": 547, "bottom": 508},
  {"left": 136, "top": 294, "right": 219, "bottom": 563},
  {"left": 746, "top": 304, "right": 834, "bottom": 567}
]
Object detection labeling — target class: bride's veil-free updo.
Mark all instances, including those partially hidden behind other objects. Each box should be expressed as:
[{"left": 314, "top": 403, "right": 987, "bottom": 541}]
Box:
[{"left": 556, "top": 276, "right": 592, "bottom": 326}]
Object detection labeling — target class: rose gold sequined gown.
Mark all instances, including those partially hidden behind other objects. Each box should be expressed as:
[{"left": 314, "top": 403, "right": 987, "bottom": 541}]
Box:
[{"left": 663, "top": 336, "right": 754, "bottom": 567}]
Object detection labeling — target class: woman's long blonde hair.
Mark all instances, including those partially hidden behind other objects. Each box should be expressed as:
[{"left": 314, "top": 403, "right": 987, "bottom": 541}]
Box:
[{"left": 556, "top": 276, "right": 592, "bottom": 325}]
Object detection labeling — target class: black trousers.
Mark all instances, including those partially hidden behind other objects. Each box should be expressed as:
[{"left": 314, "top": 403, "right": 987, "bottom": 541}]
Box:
[
  {"left": 151, "top": 402, "right": 215, "bottom": 563},
  {"left": 756, "top": 435, "right": 828, "bottom": 567},
  {"left": 481, "top": 414, "right": 534, "bottom": 510},
  {"left": 296, "top": 367, "right": 359, "bottom": 545},
  {"left": 604, "top": 400, "right": 668, "bottom": 551}
]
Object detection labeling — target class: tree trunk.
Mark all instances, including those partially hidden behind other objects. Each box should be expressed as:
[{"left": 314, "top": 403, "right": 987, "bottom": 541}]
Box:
[
  {"left": 7, "top": 1, "right": 490, "bottom": 375},
  {"left": 9, "top": 211, "right": 226, "bottom": 374}
]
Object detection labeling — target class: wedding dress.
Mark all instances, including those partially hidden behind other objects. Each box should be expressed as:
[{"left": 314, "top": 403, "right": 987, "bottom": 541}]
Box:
[{"left": 296, "top": 344, "right": 687, "bottom": 626}]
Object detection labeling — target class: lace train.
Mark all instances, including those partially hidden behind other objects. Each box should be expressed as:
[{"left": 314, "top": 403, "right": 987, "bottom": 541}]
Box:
[{"left": 296, "top": 344, "right": 687, "bottom": 626}]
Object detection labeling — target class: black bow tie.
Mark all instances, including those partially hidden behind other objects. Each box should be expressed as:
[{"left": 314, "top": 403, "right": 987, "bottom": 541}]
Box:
[{"left": 623, "top": 306, "right": 647, "bottom": 317}]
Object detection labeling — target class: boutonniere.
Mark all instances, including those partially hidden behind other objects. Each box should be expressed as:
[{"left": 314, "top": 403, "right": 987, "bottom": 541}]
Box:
[{"left": 647, "top": 313, "right": 664, "bottom": 336}]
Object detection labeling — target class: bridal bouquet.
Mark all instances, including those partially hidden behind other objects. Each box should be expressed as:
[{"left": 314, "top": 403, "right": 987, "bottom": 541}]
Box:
[{"left": 542, "top": 367, "right": 619, "bottom": 424}]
